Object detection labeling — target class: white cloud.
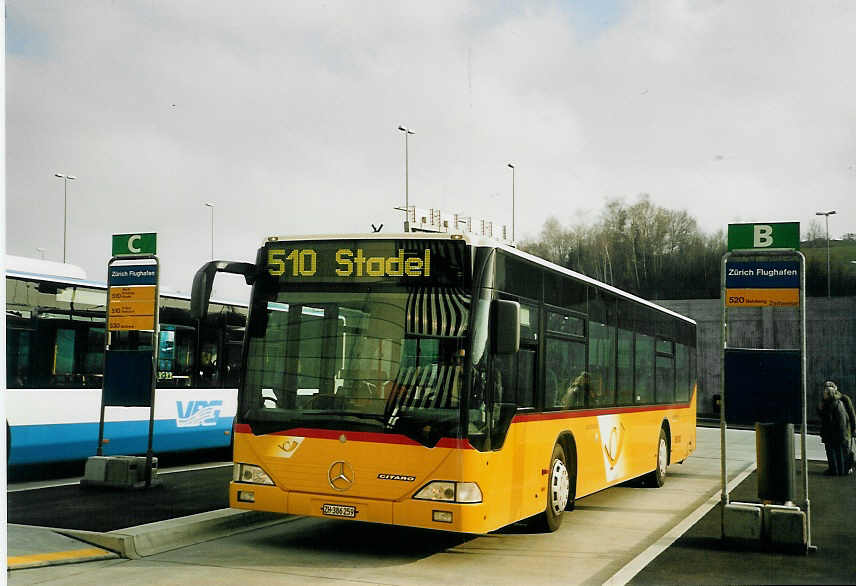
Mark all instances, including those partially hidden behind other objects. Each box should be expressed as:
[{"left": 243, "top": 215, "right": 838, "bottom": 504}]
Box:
[{"left": 7, "top": 0, "right": 856, "bottom": 298}]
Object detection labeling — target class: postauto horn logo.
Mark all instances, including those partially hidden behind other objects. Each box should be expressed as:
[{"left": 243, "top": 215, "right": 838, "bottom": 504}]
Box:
[{"left": 176, "top": 400, "right": 223, "bottom": 427}]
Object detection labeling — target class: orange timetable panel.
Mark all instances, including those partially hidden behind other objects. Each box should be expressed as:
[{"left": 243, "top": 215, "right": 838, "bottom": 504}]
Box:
[
  {"left": 725, "top": 288, "right": 799, "bottom": 307},
  {"left": 108, "top": 285, "right": 156, "bottom": 331},
  {"left": 110, "top": 299, "right": 156, "bottom": 315},
  {"left": 109, "top": 286, "right": 156, "bottom": 302},
  {"left": 108, "top": 315, "right": 155, "bottom": 331}
]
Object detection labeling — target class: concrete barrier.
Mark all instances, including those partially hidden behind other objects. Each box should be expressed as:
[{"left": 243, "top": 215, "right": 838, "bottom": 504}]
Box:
[{"left": 57, "top": 508, "right": 293, "bottom": 559}]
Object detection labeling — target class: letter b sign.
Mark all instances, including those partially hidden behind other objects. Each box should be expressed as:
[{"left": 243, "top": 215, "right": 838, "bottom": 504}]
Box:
[
  {"left": 753, "top": 225, "right": 773, "bottom": 248},
  {"left": 727, "top": 222, "right": 799, "bottom": 251}
]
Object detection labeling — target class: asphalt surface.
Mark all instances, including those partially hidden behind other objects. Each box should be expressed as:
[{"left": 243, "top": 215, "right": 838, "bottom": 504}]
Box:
[
  {"left": 8, "top": 433, "right": 851, "bottom": 584},
  {"left": 631, "top": 459, "right": 856, "bottom": 585},
  {"left": 8, "top": 465, "right": 231, "bottom": 532}
]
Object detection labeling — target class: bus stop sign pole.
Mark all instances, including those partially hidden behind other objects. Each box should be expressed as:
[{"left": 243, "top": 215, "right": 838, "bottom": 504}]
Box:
[
  {"left": 84, "top": 234, "right": 161, "bottom": 489},
  {"left": 719, "top": 222, "right": 810, "bottom": 551}
]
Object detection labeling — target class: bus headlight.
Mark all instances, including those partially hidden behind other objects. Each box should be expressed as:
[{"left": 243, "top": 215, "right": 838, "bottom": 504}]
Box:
[
  {"left": 413, "top": 481, "right": 482, "bottom": 503},
  {"left": 233, "top": 463, "right": 275, "bottom": 486}
]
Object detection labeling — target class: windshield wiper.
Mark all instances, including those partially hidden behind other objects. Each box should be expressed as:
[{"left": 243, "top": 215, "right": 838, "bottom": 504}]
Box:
[
  {"left": 243, "top": 408, "right": 386, "bottom": 434},
  {"left": 303, "top": 410, "right": 387, "bottom": 426}
]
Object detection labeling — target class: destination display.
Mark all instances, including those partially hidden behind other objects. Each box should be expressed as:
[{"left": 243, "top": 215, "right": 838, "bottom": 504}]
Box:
[
  {"left": 263, "top": 240, "right": 470, "bottom": 286},
  {"left": 725, "top": 261, "right": 799, "bottom": 289},
  {"left": 725, "top": 260, "right": 800, "bottom": 307},
  {"left": 108, "top": 265, "right": 158, "bottom": 286}
]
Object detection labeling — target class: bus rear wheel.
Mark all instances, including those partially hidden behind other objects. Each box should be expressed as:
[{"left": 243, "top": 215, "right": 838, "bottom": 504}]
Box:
[
  {"left": 536, "top": 444, "right": 570, "bottom": 532},
  {"left": 645, "top": 428, "right": 669, "bottom": 488}
]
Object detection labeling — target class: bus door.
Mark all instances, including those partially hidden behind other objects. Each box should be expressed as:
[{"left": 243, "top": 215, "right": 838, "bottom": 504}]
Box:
[{"left": 157, "top": 324, "right": 195, "bottom": 388}]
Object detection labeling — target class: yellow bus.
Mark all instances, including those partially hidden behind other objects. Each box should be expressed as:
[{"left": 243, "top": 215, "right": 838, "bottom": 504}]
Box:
[{"left": 191, "top": 233, "right": 697, "bottom": 533}]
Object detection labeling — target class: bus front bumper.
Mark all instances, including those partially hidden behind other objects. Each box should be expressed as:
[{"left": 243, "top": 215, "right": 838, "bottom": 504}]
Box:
[{"left": 230, "top": 481, "right": 494, "bottom": 533}]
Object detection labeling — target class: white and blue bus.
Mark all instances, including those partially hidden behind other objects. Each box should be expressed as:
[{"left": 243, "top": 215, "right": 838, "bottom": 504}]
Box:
[{"left": 5, "top": 255, "right": 247, "bottom": 466}]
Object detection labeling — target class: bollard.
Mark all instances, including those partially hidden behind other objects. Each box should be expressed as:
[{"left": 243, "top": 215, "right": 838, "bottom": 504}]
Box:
[{"left": 756, "top": 422, "right": 794, "bottom": 504}]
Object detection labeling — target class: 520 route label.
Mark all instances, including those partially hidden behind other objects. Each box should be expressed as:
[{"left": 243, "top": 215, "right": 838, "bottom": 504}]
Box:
[{"left": 726, "top": 288, "right": 799, "bottom": 307}]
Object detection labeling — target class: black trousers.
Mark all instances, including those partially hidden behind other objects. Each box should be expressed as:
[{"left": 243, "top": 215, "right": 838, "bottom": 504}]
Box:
[{"left": 825, "top": 441, "right": 848, "bottom": 475}]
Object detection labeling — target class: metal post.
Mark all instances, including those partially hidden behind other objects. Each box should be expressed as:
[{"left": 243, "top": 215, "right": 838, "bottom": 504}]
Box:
[
  {"left": 96, "top": 402, "right": 106, "bottom": 457},
  {"left": 816, "top": 210, "right": 836, "bottom": 297},
  {"left": 54, "top": 173, "right": 77, "bottom": 263},
  {"left": 508, "top": 163, "right": 516, "bottom": 241},
  {"left": 205, "top": 202, "right": 215, "bottom": 260},
  {"left": 63, "top": 179, "right": 68, "bottom": 262},
  {"left": 825, "top": 215, "right": 830, "bottom": 297},
  {"left": 799, "top": 251, "right": 812, "bottom": 549},
  {"left": 398, "top": 126, "right": 415, "bottom": 232},
  {"left": 405, "top": 133, "right": 409, "bottom": 231},
  {"left": 720, "top": 252, "right": 731, "bottom": 538},
  {"left": 145, "top": 256, "right": 160, "bottom": 488}
]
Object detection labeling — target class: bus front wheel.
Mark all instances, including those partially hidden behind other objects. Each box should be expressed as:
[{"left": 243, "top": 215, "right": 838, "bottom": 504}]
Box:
[
  {"left": 646, "top": 428, "right": 669, "bottom": 488},
  {"left": 536, "top": 443, "right": 570, "bottom": 532}
]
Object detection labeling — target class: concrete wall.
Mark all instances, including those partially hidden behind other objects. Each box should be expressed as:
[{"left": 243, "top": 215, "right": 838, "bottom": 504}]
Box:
[{"left": 658, "top": 297, "right": 856, "bottom": 422}]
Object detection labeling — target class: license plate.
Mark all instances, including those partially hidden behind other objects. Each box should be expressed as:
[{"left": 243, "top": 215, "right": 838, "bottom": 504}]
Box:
[{"left": 321, "top": 504, "right": 357, "bottom": 518}]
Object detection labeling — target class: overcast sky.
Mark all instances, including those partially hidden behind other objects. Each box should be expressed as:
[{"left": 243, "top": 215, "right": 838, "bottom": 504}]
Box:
[{"left": 6, "top": 1, "right": 856, "bottom": 300}]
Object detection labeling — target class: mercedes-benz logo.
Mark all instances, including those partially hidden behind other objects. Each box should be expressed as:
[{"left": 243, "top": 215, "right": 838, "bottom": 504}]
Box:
[{"left": 328, "top": 461, "right": 354, "bottom": 491}]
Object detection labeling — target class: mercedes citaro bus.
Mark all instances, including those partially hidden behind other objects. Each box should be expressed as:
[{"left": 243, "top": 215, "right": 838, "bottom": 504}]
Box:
[{"left": 191, "top": 233, "right": 697, "bottom": 533}]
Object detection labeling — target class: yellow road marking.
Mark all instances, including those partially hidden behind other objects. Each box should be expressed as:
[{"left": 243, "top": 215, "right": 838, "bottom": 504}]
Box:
[{"left": 8, "top": 547, "right": 114, "bottom": 569}]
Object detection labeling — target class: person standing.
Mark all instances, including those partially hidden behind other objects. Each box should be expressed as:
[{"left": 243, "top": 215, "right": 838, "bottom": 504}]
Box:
[
  {"left": 829, "top": 381, "right": 856, "bottom": 438},
  {"left": 828, "top": 381, "right": 856, "bottom": 473},
  {"left": 818, "top": 382, "right": 851, "bottom": 475}
]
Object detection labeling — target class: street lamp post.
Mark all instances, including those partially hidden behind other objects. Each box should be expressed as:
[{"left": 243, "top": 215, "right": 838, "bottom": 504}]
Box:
[
  {"left": 815, "top": 210, "right": 836, "bottom": 297},
  {"left": 54, "top": 173, "right": 77, "bottom": 263},
  {"left": 507, "top": 163, "right": 516, "bottom": 241},
  {"left": 397, "top": 125, "right": 415, "bottom": 232},
  {"left": 204, "top": 202, "right": 215, "bottom": 260}
]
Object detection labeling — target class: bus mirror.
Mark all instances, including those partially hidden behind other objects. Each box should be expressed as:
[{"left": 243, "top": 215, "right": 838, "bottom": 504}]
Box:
[
  {"left": 191, "top": 261, "right": 256, "bottom": 321},
  {"left": 493, "top": 299, "right": 520, "bottom": 355}
]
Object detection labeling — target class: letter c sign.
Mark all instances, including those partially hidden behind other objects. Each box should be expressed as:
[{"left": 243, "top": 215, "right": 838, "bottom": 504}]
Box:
[{"left": 112, "top": 233, "right": 157, "bottom": 256}]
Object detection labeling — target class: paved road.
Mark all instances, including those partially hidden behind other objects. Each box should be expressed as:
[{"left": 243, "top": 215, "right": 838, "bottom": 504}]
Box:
[
  {"left": 9, "top": 428, "right": 825, "bottom": 585},
  {"left": 631, "top": 459, "right": 856, "bottom": 584},
  {"left": 9, "top": 465, "right": 232, "bottom": 532}
]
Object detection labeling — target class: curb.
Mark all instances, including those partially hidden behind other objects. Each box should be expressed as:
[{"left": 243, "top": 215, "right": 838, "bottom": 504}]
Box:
[
  {"left": 603, "top": 460, "right": 757, "bottom": 586},
  {"left": 56, "top": 509, "right": 294, "bottom": 559}
]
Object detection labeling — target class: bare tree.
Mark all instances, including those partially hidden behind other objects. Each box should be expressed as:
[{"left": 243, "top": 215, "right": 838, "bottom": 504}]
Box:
[{"left": 803, "top": 220, "right": 824, "bottom": 243}]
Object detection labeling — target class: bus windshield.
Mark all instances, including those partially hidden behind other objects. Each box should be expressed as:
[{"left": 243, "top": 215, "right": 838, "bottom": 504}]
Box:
[{"left": 242, "top": 286, "right": 470, "bottom": 447}]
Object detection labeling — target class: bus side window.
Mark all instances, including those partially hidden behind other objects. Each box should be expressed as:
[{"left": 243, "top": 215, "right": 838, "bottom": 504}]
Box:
[
  {"left": 495, "top": 348, "right": 536, "bottom": 408},
  {"left": 635, "top": 333, "right": 655, "bottom": 404},
  {"left": 546, "top": 337, "right": 585, "bottom": 409},
  {"left": 157, "top": 326, "right": 195, "bottom": 388},
  {"left": 200, "top": 342, "right": 219, "bottom": 387},
  {"left": 52, "top": 328, "right": 76, "bottom": 387},
  {"left": 517, "top": 349, "right": 535, "bottom": 408},
  {"left": 224, "top": 341, "right": 242, "bottom": 387},
  {"left": 616, "top": 328, "right": 634, "bottom": 405},
  {"left": 7, "top": 328, "right": 33, "bottom": 388},
  {"left": 493, "top": 354, "right": 515, "bottom": 405},
  {"left": 82, "top": 328, "right": 105, "bottom": 388}
]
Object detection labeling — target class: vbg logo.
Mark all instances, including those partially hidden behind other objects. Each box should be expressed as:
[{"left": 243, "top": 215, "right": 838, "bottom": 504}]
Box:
[{"left": 176, "top": 400, "right": 223, "bottom": 427}]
